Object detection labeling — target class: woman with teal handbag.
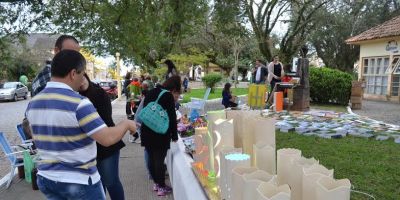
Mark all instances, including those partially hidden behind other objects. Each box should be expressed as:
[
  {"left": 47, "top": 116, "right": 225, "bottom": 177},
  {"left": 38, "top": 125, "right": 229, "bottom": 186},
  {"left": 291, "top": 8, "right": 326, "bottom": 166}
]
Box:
[{"left": 140, "top": 75, "right": 181, "bottom": 196}]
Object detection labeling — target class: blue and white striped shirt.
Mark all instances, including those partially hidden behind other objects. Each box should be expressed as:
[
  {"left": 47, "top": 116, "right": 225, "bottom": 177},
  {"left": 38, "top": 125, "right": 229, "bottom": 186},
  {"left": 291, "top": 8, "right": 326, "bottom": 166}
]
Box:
[{"left": 25, "top": 82, "right": 106, "bottom": 185}]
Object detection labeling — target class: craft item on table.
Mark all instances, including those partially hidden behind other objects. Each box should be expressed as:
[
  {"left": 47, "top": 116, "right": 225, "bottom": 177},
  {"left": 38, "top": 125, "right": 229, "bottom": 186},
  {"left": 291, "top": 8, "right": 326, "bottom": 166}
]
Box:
[
  {"left": 221, "top": 153, "right": 250, "bottom": 200},
  {"left": 277, "top": 148, "right": 301, "bottom": 185},
  {"left": 253, "top": 142, "right": 276, "bottom": 174},
  {"left": 241, "top": 112, "right": 260, "bottom": 156},
  {"left": 256, "top": 182, "right": 291, "bottom": 200},
  {"left": 248, "top": 84, "right": 268, "bottom": 109},
  {"left": 302, "top": 164, "right": 334, "bottom": 200},
  {"left": 218, "top": 146, "right": 242, "bottom": 199},
  {"left": 241, "top": 170, "right": 276, "bottom": 200},
  {"left": 225, "top": 110, "right": 253, "bottom": 148},
  {"left": 190, "top": 109, "right": 200, "bottom": 122},
  {"left": 231, "top": 167, "right": 258, "bottom": 200},
  {"left": 274, "top": 92, "right": 283, "bottom": 112},
  {"left": 315, "top": 176, "right": 351, "bottom": 200},
  {"left": 211, "top": 119, "right": 234, "bottom": 178},
  {"left": 288, "top": 157, "right": 319, "bottom": 200},
  {"left": 194, "top": 135, "right": 209, "bottom": 168}
]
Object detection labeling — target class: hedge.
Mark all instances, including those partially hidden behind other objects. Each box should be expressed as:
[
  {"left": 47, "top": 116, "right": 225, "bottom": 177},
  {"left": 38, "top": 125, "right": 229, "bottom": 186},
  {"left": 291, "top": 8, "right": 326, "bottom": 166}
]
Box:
[
  {"left": 201, "top": 73, "right": 222, "bottom": 93},
  {"left": 309, "top": 67, "right": 352, "bottom": 105}
]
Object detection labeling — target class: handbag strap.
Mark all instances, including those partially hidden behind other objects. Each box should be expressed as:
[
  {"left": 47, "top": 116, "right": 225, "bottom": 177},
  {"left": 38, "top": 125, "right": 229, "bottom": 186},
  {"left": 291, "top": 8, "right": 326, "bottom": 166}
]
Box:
[{"left": 155, "top": 89, "right": 168, "bottom": 103}]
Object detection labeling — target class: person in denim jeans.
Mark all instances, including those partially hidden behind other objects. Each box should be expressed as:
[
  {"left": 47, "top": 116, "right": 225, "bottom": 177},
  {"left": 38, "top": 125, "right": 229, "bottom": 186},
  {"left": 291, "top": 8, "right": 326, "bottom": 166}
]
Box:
[
  {"left": 37, "top": 175, "right": 106, "bottom": 200},
  {"left": 26, "top": 50, "right": 136, "bottom": 200},
  {"left": 79, "top": 74, "right": 126, "bottom": 200}
]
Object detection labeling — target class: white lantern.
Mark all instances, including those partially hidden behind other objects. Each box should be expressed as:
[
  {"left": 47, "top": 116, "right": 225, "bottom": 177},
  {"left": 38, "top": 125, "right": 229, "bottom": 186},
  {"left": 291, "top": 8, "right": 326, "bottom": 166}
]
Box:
[
  {"left": 219, "top": 147, "right": 242, "bottom": 200},
  {"left": 231, "top": 167, "right": 258, "bottom": 200},
  {"left": 212, "top": 119, "right": 234, "bottom": 177},
  {"left": 242, "top": 170, "right": 276, "bottom": 200},
  {"left": 224, "top": 153, "right": 251, "bottom": 200},
  {"left": 253, "top": 142, "right": 276, "bottom": 174},
  {"left": 277, "top": 148, "right": 301, "bottom": 185},
  {"left": 302, "top": 164, "right": 334, "bottom": 200},
  {"left": 288, "top": 157, "right": 319, "bottom": 200},
  {"left": 256, "top": 182, "right": 291, "bottom": 200},
  {"left": 315, "top": 176, "right": 351, "bottom": 200}
]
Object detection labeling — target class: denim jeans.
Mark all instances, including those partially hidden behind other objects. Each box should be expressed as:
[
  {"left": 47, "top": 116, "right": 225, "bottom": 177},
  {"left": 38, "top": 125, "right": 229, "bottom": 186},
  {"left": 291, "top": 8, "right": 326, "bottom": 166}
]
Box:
[
  {"left": 37, "top": 175, "right": 105, "bottom": 200},
  {"left": 97, "top": 150, "right": 125, "bottom": 200}
]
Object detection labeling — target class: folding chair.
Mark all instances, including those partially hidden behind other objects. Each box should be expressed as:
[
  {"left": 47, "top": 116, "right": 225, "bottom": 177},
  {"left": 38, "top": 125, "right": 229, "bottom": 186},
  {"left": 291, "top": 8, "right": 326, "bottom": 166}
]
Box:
[
  {"left": 0, "top": 132, "right": 25, "bottom": 189},
  {"left": 185, "top": 87, "right": 211, "bottom": 115}
]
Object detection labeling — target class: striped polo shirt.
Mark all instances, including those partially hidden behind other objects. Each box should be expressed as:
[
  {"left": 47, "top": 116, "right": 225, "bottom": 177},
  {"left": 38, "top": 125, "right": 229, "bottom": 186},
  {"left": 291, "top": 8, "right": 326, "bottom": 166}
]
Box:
[{"left": 25, "top": 82, "right": 106, "bottom": 185}]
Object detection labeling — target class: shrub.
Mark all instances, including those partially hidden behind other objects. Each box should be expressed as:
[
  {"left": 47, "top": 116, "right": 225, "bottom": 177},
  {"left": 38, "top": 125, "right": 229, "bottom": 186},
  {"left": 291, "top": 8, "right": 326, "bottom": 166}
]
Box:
[
  {"left": 309, "top": 67, "right": 352, "bottom": 105},
  {"left": 201, "top": 73, "right": 222, "bottom": 93}
]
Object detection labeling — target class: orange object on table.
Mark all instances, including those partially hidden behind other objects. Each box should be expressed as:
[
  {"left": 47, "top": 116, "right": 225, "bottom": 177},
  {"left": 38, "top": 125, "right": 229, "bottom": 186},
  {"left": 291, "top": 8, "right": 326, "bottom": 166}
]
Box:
[{"left": 274, "top": 92, "right": 283, "bottom": 112}]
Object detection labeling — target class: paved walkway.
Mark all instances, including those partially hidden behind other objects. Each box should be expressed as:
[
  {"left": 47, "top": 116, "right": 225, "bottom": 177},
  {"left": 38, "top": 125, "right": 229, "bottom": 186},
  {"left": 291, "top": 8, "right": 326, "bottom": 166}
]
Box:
[
  {"left": 352, "top": 99, "right": 400, "bottom": 125},
  {"left": 0, "top": 99, "right": 173, "bottom": 200}
]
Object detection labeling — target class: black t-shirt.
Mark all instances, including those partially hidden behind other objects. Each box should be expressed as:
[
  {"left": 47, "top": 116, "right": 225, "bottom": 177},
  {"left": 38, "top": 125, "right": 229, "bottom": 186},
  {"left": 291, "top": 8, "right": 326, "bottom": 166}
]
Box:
[{"left": 273, "top": 63, "right": 282, "bottom": 82}]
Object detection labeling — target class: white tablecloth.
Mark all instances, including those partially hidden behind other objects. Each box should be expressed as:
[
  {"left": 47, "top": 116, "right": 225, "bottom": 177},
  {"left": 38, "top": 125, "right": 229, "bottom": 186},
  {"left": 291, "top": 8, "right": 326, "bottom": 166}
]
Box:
[{"left": 166, "top": 137, "right": 208, "bottom": 200}]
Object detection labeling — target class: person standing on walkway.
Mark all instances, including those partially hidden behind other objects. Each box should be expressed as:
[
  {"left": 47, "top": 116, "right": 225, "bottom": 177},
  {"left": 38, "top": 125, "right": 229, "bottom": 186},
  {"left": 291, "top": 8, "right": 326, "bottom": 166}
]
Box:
[
  {"left": 31, "top": 35, "right": 80, "bottom": 97},
  {"left": 25, "top": 50, "right": 136, "bottom": 200},
  {"left": 141, "top": 76, "right": 180, "bottom": 196},
  {"left": 79, "top": 74, "right": 126, "bottom": 200},
  {"left": 267, "top": 55, "right": 285, "bottom": 91},
  {"left": 164, "top": 59, "right": 178, "bottom": 80},
  {"left": 252, "top": 59, "right": 268, "bottom": 84},
  {"left": 124, "top": 72, "right": 132, "bottom": 118}
]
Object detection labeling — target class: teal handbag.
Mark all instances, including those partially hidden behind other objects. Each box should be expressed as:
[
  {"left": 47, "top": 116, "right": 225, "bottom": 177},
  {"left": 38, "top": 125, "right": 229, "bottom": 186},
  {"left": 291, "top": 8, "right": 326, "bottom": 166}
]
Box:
[{"left": 138, "top": 90, "right": 170, "bottom": 134}]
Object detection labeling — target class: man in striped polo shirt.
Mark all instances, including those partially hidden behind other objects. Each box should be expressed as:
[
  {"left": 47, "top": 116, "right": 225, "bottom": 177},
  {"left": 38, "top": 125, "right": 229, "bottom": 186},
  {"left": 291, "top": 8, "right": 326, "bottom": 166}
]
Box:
[{"left": 25, "top": 50, "right": 136, "bottom": 199}]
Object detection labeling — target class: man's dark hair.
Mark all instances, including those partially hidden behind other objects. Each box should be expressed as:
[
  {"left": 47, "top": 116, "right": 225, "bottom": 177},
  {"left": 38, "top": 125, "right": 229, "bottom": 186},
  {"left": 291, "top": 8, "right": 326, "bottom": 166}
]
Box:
[
  {"left": 51, "top": 50, "right": 86, "bottom": 78},
  {"left": 55, "top": 35, "right": 79, "bottom": 50},
  {"left": 256, "top": 59, "right": 263, "bottom": 63},
  {"left": 163, "top": 75, "right": 181, "bottom": 93}
]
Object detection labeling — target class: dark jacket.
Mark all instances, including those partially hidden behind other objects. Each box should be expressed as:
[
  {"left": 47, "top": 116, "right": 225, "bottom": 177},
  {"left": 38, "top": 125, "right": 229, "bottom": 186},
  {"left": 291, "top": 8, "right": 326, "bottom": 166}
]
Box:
[
  {"left": 222, "top": 90, "right": 232, "bottom": 107},
  {"left": 252, "top": 65, "right": 268, "bottom": 84},
  {"left": 79, "top": 82, "right": 125, "bottom": 161},
  {"left": 141, "top": 87, "right": 178, "bottom": 150}
]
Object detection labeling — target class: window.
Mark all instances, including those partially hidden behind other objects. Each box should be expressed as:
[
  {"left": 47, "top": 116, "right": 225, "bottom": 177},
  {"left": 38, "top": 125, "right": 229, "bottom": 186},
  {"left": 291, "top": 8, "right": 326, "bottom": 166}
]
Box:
[
  {"left": 386, "top": 57, "right": 399, "bottom": 74},
  {"left": 391, "top": 75, "right": 400, "bottom": 96},
  {"left": 363, "top": 57, "right": 389, "bottom": 95}
]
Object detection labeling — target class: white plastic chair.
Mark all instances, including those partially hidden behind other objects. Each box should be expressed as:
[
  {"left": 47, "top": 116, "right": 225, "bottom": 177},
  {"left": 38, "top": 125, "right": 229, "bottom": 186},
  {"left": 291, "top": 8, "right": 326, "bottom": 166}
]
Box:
[
  {"left": 186, "top": 87, "right": 211, "bottom": 115},
  {"left": 0, "top": 132, "right": 26, "bottom": 188}
]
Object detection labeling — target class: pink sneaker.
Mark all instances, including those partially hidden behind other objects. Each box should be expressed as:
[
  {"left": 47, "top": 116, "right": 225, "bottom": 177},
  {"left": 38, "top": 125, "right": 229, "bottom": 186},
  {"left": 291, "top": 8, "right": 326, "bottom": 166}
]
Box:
[
  {"left": 157, "top": 186, "right": 172, "bottom": 196},
  {"left": 153, "top": 184, "right": 159, "bottom": 191}
]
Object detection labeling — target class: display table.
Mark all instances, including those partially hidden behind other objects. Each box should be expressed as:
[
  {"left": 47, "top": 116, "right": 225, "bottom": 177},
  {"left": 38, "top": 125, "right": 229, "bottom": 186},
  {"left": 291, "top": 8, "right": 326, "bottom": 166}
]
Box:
[{"left": 166, "top": 137, "right": 208, "bottom": 200}]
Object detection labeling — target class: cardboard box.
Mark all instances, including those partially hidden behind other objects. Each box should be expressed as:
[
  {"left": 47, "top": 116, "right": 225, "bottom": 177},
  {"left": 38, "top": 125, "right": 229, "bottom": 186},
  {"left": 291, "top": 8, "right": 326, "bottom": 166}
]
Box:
[
  {"left": 351, "top": 87, "right": 363, "bottom": 96},
  {"left": 351, "top": 103, "right": 362, "bottom": 110},
  {"left": 351, "top": 96, "right": 362, "bottom": 104}
]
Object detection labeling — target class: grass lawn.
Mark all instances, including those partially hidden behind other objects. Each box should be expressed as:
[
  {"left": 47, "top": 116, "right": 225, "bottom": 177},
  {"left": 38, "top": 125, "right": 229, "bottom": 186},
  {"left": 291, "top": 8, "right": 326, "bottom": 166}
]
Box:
[
  {"left": 182, "top": 88, "right": 248, "bottom": 103},
  {"left": 310, "top": 102, "right": 348, "bottom": 113},
  {"left": 277, "top": 131, "right": 400, "bottom": 200}
]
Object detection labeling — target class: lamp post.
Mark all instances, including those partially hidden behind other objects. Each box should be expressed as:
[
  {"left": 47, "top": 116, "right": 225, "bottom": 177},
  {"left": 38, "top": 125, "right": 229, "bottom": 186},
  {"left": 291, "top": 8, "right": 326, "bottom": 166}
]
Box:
[{"left": 116, "top": 52, "right": 121, "bottom": 100}]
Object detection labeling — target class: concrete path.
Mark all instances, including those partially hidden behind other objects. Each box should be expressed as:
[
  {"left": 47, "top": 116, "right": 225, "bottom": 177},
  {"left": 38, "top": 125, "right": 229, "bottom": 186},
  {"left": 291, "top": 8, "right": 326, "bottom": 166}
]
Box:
[
  {"left": 352, "top": 100, "right": 400, "bottom": 125},
  {"left": 0, "top": 99, "right": 173, "bottom": 200}
]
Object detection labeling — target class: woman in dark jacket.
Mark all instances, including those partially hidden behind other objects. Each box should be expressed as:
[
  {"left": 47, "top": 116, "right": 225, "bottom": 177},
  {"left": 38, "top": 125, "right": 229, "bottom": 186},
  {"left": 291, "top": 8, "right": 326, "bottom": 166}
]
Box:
[
  {"left": 124, "top": 72, "right": 132, "bottom": 118},
  {"left": 222, "top": 82, "right": 238, "bottom": 108},
  {"left": 79, "top": 74, "right": 126, "bottom": 200},
  {"left": 141, "top": 76, "right": 180, "bottom": 196}
]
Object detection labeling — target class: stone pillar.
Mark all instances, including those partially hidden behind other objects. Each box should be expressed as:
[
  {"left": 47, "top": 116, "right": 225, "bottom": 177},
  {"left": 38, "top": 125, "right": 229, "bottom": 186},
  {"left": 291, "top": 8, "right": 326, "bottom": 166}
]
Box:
[{"left": 292, "top": 58, "right": 310, "bottom": 111}]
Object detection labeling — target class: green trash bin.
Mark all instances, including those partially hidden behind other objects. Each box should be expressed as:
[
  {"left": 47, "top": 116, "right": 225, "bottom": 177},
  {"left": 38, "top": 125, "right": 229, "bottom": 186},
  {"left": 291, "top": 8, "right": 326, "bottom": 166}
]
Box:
[{"left": 23, "top": 150, "right": 34, "bottom": 183}]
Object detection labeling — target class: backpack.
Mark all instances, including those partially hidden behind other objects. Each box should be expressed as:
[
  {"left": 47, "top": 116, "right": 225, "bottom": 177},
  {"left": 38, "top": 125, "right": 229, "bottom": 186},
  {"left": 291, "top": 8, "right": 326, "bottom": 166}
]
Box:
[{"left": 138, "top": 90, "right": 170, "bottom": 134}]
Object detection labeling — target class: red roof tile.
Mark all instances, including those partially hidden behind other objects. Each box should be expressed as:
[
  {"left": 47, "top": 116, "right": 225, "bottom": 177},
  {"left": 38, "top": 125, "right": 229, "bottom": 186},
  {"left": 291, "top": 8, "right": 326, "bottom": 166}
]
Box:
[{"left": 346, "top": 15, "right": 400, "bottom": 44}]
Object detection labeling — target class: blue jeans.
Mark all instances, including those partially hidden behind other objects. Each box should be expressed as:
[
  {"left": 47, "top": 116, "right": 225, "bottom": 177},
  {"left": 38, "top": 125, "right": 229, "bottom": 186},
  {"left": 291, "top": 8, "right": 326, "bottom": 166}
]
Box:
[
  {"left": 37, "top": 175, "right": 105, "bottom": 200},
  {"left": 97, "top": 150, "right": 125, "bottom": 200}
]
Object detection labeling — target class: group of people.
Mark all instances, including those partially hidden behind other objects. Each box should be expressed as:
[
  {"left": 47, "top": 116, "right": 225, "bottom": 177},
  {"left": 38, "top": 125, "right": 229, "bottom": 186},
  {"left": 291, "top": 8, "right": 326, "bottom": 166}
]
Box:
[
  {"left": 26, "top": 35, "right": 182, "bottom": 199},
  {"left": 221, "top": 56, "right": 291, "bottom": 109}
]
